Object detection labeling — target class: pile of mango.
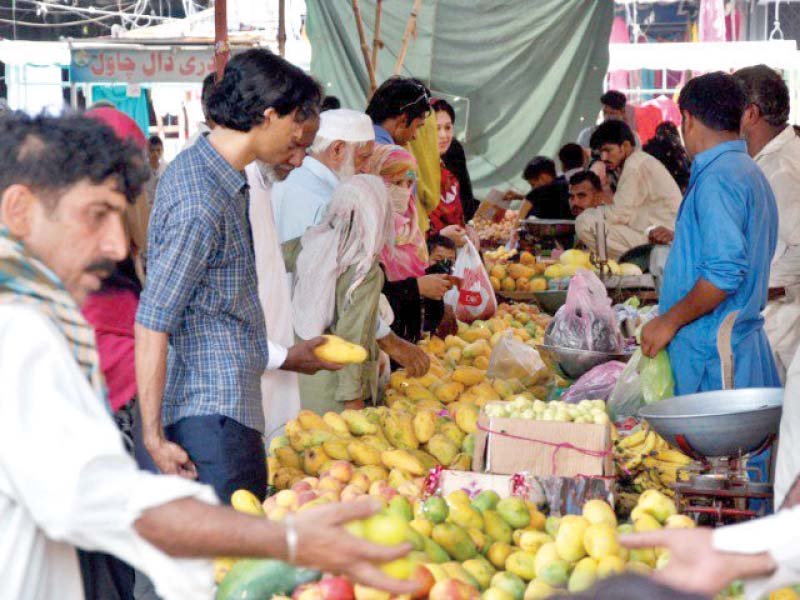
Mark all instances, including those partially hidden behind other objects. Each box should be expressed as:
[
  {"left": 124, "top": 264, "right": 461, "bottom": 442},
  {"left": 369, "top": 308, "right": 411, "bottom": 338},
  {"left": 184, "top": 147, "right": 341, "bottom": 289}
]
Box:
[
  {"left": 486, "top": 251, "right": 548, "bottom": 294},
  {"left": 341, "top": 488, "right": 694, "bottom": 600}
]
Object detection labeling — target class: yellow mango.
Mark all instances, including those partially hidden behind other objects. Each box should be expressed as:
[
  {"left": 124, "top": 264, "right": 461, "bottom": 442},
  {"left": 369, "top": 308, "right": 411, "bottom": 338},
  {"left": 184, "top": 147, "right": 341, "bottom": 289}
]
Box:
[
  {"left": 382, "top": 411, "right": 419, "bottom": 450},
  {"left": 524, "top": 579, "right": 555, "bottom": 600},
  {"left": 275, "top": 445, "right": 302, "bottom": 470},
  {"left": 453, "top": 366, "right": 487, "bottom": 386},
  {"left": 454, "top": 403, "right": 479, "bottom": 434},
  {"left": 435, "top": 381, "right": 466, "bottom": 404},
  {"left": 409, "top": 517, "right": 434, "bottom": 538},
  {"left": 474, "top": 356, "right": 490, "bottom": 370},
  {"left": 381, "top": 449, "right": 426, "bottom": 476},
  {"left": 582, "top": 499, "right": 617, "bottom": 528},
  {"left": 449, "top": 503, "right": 484, "bottom": 531},
  {"left": 460, "top": 326, "right": 492, "bottom": 343},
  {"left": 483, "top": 510, "right": 513, "bottom": 544},
  {"left": 568, "top": 557, "right": 597, "bottom": 593},
  {"left": 582, "top": 523, "right": 620, "bottom": 559},
  {"left": 445, "top": 334, "right": 468, "bottom": 349},
  {"left": 314, "top": 334, "right": 367, "bottom": 364},
  {"left": 596, "top": 555, "right": 626, "bottom": 579},
  {"left": 322, "top": 411, "right": 350, "bottom": 436},
  {"left": 426, "top": 433, "right": 460, "bottom": 466},
  {"left": 633, "top": 513, "right": 662, "bottom": 532},
  {"left": 463, "top": 339, "right": 491, "bottom": 360},
  {"left": 302, "top": 446, "right": 330, "bottom": 476},
  {"left": 463, "top": 557, "right": 496, "bottom": 590},
  {"left": 356, "top": 464, "right": 389, "bottom": 482},
  {"left": 390, "top": 371, "right": 410, "bottom": 391},
  {"left": 439, "top": 421, "right": 467, "bottom": 447},
  {"left": 431, "top": 523, "right": 478, "bottom": 561},
  {"left": 341, "top": 409, "right": 379, "bottom": 435},
  {"left": 297, "top": 409, "right": 331, "bottom": 432},
  {"left": 507, "top": 263, "right": 536, "bottom": 280},
  {"left": 505, "top": 550, "right": 538, "bottom": 581},
  {"left": 445, "top": 347, "right": 464, "bottom": 365},
  {"left": 467, "top": 528, "right": 491, "bottom": 554},
  {"left": 417, "top": 398, "right": 446, "bottom": 413},
  {"left": 450, "top": 453, "right": 472, "bottom": 470},
  {"left": 268, "top": 435, "right": 289, "bottom": 455},
  {"left": 533, "top": 542, "right": 560, "bottom": 579},
  {"left": 348, "top": 440, "right": 382, "bottom": 466},
  {"left": 628, "top": 548, "right": 656, "bottom": 568},
  {"left": 272, "top": 467, "right": 304, "bottom": 490},
  {"left": 406, "top": 384, "right": 439, "bottom": 404},
  {"left": 322, "top": 438, "right": 351, "bottom": 461},
  {"left": 427, "top": 336, "right": 446, "bottom": 356},
  {"left": 555, "top": 515, "right": 590, "bottom": 562},
  {"left": 518, "top": 530, "right": 553, "bottom": 554},
  {"left": 413, "top": 409, "right": 439, "bottom": 443},
  {"left": 487, "top": 541, "right": 514, "bottom": 570},
  {"left": 441, "top": 562, "right": 481, "bottom": 589},
  {"left": 231, "top": 489, "right": 265, "bottom": 516},
  {"left": 410, "top": 448, "right": 439, "bottom": 471}
]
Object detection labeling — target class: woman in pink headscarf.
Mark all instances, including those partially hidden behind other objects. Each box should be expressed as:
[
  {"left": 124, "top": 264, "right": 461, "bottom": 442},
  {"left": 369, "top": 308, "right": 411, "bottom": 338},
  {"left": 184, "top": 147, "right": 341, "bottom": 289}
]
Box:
[{"left": 368, "top": 144, "right": 456, "bottom": 342}]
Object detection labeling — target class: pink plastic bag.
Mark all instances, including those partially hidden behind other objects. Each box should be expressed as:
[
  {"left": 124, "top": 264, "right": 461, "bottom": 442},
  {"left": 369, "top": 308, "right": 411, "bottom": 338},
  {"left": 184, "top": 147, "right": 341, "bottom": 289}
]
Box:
[
  {"left": 561, "top": 361, "right": 626, "bottom": 404},
  {"left": 544, "top": 269, "right": 623, "bottom": 352},
  {"left": 444, "top": 239, "right": 497, "bottom": 323}
]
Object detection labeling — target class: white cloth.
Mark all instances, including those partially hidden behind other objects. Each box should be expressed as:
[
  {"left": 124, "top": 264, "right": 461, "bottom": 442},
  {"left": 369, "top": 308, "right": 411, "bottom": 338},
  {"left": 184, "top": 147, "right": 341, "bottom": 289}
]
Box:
[
  {"left": 272, "top": 156, "right": 340, "bottom": 244},
  {"left": 292, "top": 175, "right": 392, "bottom": 340},
  {"left": 756, "top": 126, "right": 800, "bottom": 289},
  {"left": 713, "top": 505, "right": 800, "bottom": 599},
  {"left": 775, "top": 347, "right": 800, "bottom": 508},
  {"left": 247, "top": 162, "right": 301, "bottom": 441},
  {"left": 317, "top": 109, "right": 375, "bottom": 142},
  {"left": 0, "top": 304, "right": 217, "bottom": 600},
  {"left": 757, "top": 126, "right": 800, "bottom": 380}
]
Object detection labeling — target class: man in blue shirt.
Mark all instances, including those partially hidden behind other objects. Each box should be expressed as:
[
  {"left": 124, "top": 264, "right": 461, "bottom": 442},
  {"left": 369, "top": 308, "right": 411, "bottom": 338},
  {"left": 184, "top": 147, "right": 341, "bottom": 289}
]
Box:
[
  {"left": 641, "top": 72, "right": 780, "bottom": 394},
  {"left": 135, "top": 49, "right": 331, "bottom": 503},
  {"left": 366, "top": 77, "right": 431, "bottom": 146}
]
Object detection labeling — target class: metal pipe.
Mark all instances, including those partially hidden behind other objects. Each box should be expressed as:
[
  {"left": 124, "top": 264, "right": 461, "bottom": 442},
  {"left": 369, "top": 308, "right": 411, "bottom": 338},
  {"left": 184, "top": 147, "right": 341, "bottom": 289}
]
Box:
[{"left": 214, "top": 0, "right": 228, "bottom": 82}]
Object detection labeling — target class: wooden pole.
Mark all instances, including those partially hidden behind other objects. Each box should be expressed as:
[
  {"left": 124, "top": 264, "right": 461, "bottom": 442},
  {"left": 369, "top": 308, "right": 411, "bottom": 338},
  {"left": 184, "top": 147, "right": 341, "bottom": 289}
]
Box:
[
  {"left": 278, "top": 0, "right": 287, "bottom": 57},
  {"left": 393, "top": 0, "right": 422, "bottom": 75},
  {"left": 214, "top": 0, "right": 229, "bottom": 82},
  {"left": 371, "top": 0, "right": 384, "bottom": 75},
  {"left": 351, "top": 0, "right": 377, "bottom": 94}
]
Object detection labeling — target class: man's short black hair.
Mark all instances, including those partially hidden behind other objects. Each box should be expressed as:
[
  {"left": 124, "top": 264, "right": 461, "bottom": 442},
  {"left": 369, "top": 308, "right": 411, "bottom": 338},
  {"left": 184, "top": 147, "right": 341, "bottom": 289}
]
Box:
[
  {"left": 148, "top": 135, "right": 163, "bottom": 147},
  {"left": 432, "top": 98, "right": 456, "bottom": 125},
  {"left": 590, "top": 119, "right": 636, "bottom": 150},
  {"left": 427, "top": 234, "right": 456, "bottom": 254},
  {"left": 600, "top": 90, "right": 627, "bottom": 111},
  {"left": 734, "top": 64, "right": 790, "bottom": 128},
  {"left": 321, "top": 95, "right": 341, "bottom": 112},
  {"left": 206, "top": 48, "right": 322, "bottom": 132},
  {"left": 523, "top": 156, "right": 557, "bottom": 181},
  {"left": 568, "top": 170, "right": 602, "bottom": 191},
  {"left": 0, "top": 113, "right": 149, "bottom": 207},
  {"left": 678, "top": 72, "right": 745, "bottom": 133},
  {"left": 558, "top": 143, "right": 585, "bottom": 171},
  {"left": 201, "top": 72, "right": 216, "bottom": 119},
  {"left": 366, "top": 77, "right": 431, "bottom": 127}
]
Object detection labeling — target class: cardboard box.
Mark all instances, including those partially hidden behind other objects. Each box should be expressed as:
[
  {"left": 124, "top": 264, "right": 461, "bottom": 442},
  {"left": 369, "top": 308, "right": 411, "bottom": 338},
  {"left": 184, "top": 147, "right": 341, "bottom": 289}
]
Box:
[
  {"left": 435, "top": 470, "right": 614, "bottom": 517},
  {"left": 473, "top": 413, "right": 613, "bottom": 478}
]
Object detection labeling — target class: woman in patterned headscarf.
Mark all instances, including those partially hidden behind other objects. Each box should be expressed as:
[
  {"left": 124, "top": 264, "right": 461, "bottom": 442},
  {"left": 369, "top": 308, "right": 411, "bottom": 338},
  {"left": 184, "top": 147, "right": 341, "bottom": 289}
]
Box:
[{"left": 368, "top": 144, "right": 456, "bottom": 343}]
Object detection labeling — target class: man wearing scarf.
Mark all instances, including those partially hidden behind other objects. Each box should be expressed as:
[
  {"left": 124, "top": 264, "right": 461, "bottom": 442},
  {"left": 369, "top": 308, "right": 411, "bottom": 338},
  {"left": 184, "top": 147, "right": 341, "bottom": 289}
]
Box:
[{"left": 0, "top": 112, "right": 421, "bottom": 600}]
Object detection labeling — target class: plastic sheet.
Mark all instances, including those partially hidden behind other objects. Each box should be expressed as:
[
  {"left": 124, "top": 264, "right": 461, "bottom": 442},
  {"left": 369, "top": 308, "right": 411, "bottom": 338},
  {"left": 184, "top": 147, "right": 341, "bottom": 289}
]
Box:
[{"left": 561, "top": 361, "right": 627, "bottom": 404}]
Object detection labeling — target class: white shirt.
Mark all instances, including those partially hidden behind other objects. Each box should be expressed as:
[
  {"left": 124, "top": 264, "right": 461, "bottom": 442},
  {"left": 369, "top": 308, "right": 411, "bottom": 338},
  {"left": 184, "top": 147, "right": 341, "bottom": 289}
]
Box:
[
  {"left": 608, "top": 149, "right": 682, "bottom": 233},
  {"left": 713, "top": 505, "right": 800, "bottom": 599},
  {"left": 272, "top": 156, "right": 339, "bottom": 244},
  {"left": 247, "top": 163, "right": 300, "bottom": 439},
  {"left": 0, "top": 304, "right": 217, "bottom": 600},
  {"left": 754, "top": 125, "right": 800, "bottom": 288}
]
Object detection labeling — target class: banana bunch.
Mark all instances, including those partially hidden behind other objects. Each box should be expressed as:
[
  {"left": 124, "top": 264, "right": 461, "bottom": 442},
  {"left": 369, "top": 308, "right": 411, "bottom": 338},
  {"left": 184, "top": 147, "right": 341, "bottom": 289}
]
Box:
[{"left": 614, "top": 424, "right": 694, "bottom": 498}]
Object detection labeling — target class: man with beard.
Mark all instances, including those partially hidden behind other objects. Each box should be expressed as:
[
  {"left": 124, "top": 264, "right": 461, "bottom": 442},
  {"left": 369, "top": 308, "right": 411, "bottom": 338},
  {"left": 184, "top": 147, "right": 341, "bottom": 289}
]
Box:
[{"left": 272, "top": 109, "right": 376, "bottom": 244}]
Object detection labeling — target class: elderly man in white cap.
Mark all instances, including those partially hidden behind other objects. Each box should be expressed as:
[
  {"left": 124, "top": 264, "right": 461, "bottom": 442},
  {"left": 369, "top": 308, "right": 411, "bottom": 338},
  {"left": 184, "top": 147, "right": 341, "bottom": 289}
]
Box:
[{"left": 272, "top": 108, "right": 377, "bottom": 243}]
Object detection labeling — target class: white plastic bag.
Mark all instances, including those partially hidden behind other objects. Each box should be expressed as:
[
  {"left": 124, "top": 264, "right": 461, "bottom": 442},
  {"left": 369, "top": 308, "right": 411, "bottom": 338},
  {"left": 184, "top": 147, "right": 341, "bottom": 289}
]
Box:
[
  {"left": 487, "top": 331, "right": 548, "bottom": 385},
  {"left": 444, "top": 239, "right": 497, "bottom": 323}
]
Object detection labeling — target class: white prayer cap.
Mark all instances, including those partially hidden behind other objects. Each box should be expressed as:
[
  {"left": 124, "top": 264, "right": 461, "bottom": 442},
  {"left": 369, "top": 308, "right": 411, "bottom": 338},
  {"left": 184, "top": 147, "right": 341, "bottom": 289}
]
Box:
[{"left": 317, "top": 108, "right": 375, "bottom": 143}]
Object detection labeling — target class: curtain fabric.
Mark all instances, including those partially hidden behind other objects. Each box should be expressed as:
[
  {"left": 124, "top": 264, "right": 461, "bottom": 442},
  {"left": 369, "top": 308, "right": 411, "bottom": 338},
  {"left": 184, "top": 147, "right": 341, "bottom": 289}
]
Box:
[{"left": 306, "top": 0, "right": 613, "bottom": 193}]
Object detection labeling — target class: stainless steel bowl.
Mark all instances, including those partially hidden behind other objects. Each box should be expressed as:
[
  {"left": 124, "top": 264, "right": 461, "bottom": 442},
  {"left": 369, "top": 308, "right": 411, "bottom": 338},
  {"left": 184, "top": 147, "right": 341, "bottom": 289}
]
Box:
[
  {"left": 638, "top": 388, "right": 783, "bottom": 458},
  {"left": 532, "top": 290, "right": 568, "bottom": 315},
  {"left": 537, "top": 344, "right": 633, "bottom": 380}
]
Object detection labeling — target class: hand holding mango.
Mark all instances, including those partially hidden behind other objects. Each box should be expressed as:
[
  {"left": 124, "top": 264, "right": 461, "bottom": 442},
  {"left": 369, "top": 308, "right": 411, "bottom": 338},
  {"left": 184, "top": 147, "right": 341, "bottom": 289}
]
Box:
[{"left": 313, "top": 335, "right": 368, "bottom": 364}]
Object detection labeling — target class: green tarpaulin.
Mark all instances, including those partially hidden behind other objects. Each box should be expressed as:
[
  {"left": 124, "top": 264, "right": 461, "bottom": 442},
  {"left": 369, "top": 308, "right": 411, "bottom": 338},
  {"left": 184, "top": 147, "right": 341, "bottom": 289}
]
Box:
[{"left": 307, "top": 0, "right": 613, "bottom": 194}]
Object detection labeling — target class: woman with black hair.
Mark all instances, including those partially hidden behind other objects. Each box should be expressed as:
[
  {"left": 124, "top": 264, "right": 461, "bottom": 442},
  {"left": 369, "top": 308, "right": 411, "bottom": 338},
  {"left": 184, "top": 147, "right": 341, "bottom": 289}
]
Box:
[{"left": 428, "top": 98, "right": 469, "bottom": 236}]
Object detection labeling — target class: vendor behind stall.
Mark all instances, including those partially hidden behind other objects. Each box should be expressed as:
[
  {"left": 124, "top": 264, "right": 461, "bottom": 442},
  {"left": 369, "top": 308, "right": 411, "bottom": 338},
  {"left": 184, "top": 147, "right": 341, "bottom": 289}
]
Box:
[{"left": 641, "top": 72, "right": 779, "bottom": 394}]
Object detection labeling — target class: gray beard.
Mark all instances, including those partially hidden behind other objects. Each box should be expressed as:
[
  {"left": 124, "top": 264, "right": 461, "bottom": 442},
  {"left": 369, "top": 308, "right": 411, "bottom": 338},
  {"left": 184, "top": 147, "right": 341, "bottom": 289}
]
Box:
[{"left": 257, "top": 161, "right": 286, "bottom": 184}]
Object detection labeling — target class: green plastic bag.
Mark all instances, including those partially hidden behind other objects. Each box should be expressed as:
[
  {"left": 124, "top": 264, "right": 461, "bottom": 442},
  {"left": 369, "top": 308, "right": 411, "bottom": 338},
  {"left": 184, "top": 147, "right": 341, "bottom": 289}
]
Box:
[{"left": 640, "top": 349, "right": 675, "bottom": 405}]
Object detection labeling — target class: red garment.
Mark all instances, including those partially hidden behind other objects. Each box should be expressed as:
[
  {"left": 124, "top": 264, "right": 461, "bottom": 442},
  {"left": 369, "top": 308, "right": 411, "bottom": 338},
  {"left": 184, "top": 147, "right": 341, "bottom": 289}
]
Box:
[
  {"left": 634, "top": 104, "right": 663, "bottom": 145},
  {"left": 428, "top": 164, "right": 464, "bottom": 236},
  {"left": 85, "top": 107, "right": 147, "bottom": 149},
  {"left": 81, "top": 289, "right": 138, "bottom": 412}
]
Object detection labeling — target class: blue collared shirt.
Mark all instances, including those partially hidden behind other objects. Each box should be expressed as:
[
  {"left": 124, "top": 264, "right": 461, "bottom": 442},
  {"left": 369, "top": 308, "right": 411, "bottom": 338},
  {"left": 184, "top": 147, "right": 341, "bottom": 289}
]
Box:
[
  {"left": 136, "top": 135, "right": 269, "bottom": 432},
  {"left": 373, "top": 124, "right": 394, "bottom": 145},
  {"left": 661, "top": 140, "right": 780, "bottom": 394},
  {"left": 271, "top": 156, "right": 340, "bottom": 244}
]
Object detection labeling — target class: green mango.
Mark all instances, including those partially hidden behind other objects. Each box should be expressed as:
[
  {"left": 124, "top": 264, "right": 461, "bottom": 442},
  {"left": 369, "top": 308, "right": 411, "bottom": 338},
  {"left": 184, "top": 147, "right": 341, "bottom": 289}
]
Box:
[
  {"left": 471, "top": 490, "right": 500, "bottom": 514},
  {"left": 483, "top": 510, "right": 513, "bottom": 545},
  {"left": 423, "top": 495, "right": 450, "bottom": 524},
  {"left": 431, "top": 523, "right": 478, "bottom": 561},
  {"left": 496, "top": 497, "right": 530, "bottom": 529}
]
